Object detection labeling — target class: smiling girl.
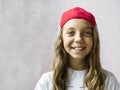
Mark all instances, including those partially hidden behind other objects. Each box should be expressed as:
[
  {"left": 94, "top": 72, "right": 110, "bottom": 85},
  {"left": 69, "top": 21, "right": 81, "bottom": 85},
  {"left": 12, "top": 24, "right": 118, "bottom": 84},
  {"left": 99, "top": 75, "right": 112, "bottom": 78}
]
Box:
[{"left": 35, "top": 7, "right": 120, "bottom": 90}]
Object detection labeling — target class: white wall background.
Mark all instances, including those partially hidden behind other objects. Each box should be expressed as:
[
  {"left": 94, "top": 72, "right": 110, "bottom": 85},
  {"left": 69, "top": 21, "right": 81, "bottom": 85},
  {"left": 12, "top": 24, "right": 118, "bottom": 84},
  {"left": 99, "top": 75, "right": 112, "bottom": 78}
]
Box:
[{"left": 0, "top": 0, "right": 120, "bottom": 90}]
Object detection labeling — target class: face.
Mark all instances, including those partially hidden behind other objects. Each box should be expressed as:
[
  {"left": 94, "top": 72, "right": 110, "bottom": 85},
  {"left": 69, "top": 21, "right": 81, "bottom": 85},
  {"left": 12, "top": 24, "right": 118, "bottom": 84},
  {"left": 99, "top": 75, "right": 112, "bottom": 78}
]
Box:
[{"left": 62, "top": 19, "right": 93, "bottom": 61}]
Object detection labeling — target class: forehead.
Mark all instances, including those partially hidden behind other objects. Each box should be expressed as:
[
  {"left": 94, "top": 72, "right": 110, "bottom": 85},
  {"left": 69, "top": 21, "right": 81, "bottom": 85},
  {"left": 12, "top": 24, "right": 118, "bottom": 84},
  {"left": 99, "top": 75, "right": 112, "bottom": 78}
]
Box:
[{"left": 62, "top": 19, "right": 93, "bottom": 30}]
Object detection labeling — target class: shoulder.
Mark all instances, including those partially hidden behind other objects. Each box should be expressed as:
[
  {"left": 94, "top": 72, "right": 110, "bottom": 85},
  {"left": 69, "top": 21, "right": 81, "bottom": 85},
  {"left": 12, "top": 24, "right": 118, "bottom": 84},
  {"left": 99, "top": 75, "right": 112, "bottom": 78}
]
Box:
[
  {"left": 102, "top": 69, "right": 114, "bottom": 78},
  {"left": 39, "top": 71, "right": 53, "bottom": 83},
  {"left": 34, "top": 71, "right": 53, "bottom": 90},
  {"left": 42, "top": 71, "right": 53, "bottom": 80},
  {"left": 102, "top": 69, "right": 118, "bottom": 82},
  {"left": 102, "top": 69, "right": 120, "bottom": 90}
]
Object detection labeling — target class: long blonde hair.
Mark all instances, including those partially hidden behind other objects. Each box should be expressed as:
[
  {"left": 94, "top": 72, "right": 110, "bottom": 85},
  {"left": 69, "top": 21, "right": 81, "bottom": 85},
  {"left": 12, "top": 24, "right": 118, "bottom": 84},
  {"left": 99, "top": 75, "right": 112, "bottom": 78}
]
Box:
[{"left": 52, "top": 26, "right": 106, "bottom": 90}]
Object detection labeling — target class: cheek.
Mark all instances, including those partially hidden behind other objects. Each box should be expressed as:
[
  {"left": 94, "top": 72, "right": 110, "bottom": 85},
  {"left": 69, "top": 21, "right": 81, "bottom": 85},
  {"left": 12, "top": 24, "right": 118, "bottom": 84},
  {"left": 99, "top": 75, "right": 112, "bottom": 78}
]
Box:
[
  {"left": 87, "top": 39, "right": 93, "bottom": 48},
  {"left": 63, "top": 37, "right": 72, "bottom": 49},
  {"left": 63, "top": 38, "right": 69, "bottom": 48}
]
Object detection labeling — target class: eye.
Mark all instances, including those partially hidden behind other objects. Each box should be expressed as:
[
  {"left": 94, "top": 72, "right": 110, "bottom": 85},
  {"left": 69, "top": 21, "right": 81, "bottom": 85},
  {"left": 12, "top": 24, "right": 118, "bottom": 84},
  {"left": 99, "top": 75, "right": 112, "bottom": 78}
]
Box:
[
  {"left": 67, "top": 31, "right": 75, "bottom": 36},
  {"left": 82, "top": 27, "right": 93, "bottom": 36},
  {"left": 83, "top": 30, "right": 92, "bottom": 37}
]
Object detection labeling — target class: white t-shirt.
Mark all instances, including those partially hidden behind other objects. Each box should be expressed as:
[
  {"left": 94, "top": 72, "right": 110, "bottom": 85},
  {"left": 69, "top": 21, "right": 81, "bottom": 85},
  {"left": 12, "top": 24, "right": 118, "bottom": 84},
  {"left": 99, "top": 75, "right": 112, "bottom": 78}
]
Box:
[{"left": 34, "top": 69, "right": 120, "bottom": 90}]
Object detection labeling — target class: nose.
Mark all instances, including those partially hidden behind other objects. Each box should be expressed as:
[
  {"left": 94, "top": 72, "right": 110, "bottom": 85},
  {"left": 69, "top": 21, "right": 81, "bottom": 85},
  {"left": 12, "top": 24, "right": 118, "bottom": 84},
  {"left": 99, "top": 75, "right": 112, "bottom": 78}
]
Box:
[{"left": 74, "top": 33, "right": 83, "bottom": 43}]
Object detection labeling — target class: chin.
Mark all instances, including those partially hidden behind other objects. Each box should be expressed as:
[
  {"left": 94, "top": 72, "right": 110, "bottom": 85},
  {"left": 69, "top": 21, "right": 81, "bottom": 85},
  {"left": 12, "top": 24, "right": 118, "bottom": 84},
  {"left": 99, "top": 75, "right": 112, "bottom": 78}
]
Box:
[{"left": 71, "top": 56, "right": 84, "bottom": 60}]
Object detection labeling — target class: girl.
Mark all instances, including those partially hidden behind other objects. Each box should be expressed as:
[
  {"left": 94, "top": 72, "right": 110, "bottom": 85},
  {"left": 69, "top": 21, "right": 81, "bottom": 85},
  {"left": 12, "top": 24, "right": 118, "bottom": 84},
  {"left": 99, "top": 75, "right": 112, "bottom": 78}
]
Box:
[{"left": 35, "top": 7, "right": 120, "bottom": 90}]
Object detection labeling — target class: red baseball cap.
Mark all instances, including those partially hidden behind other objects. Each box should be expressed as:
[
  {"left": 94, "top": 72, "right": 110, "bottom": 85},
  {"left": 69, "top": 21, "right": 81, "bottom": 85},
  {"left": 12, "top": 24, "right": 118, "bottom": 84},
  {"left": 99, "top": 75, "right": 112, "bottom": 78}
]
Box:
[{"left": 60, "top": 7, "right": 96, "bottom": 28}]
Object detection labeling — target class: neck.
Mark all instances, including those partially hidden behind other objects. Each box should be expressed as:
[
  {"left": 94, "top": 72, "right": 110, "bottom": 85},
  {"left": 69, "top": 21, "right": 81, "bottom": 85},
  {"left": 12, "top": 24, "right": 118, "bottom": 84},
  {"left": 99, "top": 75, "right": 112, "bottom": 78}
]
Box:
[{"left": 68, "top": 58, "right": 88, "bottom": 70}]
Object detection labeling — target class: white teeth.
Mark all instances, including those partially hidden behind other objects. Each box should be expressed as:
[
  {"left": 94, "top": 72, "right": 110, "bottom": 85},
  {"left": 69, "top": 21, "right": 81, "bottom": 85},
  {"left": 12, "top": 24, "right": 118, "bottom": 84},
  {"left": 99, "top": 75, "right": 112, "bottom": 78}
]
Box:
[{"left": 74, "top": 48, "right": 83, "bottom": 50}]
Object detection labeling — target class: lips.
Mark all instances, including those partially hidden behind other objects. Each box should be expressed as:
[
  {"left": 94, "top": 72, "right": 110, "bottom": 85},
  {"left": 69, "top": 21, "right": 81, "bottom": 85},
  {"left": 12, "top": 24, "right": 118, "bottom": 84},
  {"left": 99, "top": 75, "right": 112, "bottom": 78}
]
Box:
[{"left": 71, "top": 46, "right": 86, "bottom": 51}]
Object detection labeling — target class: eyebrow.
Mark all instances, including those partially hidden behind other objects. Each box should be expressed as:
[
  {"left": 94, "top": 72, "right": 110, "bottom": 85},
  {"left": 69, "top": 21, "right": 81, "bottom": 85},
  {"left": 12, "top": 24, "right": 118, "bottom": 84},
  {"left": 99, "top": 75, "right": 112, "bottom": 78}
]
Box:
[{"left": 63, "top": 27, "right": 75, "bottom": 32}]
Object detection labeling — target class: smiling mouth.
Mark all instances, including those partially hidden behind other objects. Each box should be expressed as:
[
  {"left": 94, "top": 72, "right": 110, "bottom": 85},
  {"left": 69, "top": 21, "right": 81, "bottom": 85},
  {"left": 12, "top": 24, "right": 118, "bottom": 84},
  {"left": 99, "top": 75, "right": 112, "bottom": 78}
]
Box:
[{"left": 71, "top": 47, "right": 86, "bottom": 51}]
